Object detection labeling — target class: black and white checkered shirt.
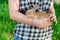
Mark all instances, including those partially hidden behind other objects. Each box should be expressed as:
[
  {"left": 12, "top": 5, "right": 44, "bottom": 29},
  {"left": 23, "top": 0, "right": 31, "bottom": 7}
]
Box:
[{"left": 14, "top": 0, "right": 53, "bottom": 40}]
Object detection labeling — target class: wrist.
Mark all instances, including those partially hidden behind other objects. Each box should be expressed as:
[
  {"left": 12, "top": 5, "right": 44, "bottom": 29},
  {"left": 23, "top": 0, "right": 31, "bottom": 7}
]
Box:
[
  {"left": 31, "top": 18, "right": 38, "bottom": 26},
  {"left": 26, "top": 17, "right": 35, "bottom": 26},
  {"left": 31, "top": 18, "right": 34, "bottom": 26},
  {"left": 32, "top": 18, "right": 39, "bottom": 26}
]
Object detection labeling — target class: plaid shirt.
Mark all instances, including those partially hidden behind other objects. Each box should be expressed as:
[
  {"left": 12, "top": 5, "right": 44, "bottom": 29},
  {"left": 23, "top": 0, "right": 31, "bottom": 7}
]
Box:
[{"left": 14, "top": 0, "right": 53, "bottom": 40}]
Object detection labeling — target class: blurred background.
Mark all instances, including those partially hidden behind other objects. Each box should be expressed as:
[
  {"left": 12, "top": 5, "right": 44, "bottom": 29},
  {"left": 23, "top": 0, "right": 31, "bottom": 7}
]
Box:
[{"left": 0, "top": 0, "right": 60, "bottom": 40}]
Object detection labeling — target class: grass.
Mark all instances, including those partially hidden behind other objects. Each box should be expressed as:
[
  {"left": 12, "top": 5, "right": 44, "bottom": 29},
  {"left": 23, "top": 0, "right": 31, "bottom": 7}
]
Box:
[
  {"left": 52, "top": 3, "right": 60, "bottom": 40},
  {"left": 0, "top": 0, "right": 60, "bottom": 40},
  {"left": 0, "top": 0, "right": 17, "bottom": 40}
]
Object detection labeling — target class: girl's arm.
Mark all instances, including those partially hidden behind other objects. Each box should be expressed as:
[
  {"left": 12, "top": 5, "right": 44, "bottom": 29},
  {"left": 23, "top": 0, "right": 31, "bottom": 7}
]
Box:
[
  {"left": 8, "top": 0, "right": 33, "bottom": 25},
  {"left": 50, "top": 1, "right": 55, "bottom": 14},
  {"left": 49, "top": 1, "right": 58, "bottom": 24}
]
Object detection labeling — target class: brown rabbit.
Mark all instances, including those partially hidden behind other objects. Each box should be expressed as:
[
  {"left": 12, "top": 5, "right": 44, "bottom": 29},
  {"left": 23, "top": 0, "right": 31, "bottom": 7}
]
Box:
[
  {"left": 25, "top": 5, "right": 49, "bottom": 19},
  {"left": 25, "top": 4, "right": 52, "bottom": 24}
]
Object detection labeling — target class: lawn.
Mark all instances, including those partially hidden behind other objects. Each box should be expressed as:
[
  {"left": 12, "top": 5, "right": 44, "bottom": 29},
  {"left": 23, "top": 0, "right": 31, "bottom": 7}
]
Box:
[{"left": 0, "top": 0, "right": 60, "bottom": 40}]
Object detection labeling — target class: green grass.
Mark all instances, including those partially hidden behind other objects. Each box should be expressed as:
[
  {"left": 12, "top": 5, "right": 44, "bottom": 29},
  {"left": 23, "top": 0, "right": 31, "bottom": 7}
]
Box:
[
  {"left": 52, "top": 3, "right": 60, "bottom": 40},
  {"left": 0, "top": 0, "right": 17, "bottom": 40},
  {"left": 0, "top": 0, "right": 60, "bottom": 40}
]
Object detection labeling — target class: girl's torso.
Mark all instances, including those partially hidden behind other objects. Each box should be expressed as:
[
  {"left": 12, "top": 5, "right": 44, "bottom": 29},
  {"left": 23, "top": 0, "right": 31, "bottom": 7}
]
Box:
[{"left": 14, "top": 0, "right": 53, "bottom": 40}]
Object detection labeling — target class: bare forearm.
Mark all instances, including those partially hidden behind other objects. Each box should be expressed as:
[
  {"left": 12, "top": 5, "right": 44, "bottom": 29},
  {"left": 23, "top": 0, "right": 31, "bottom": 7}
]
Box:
[{"left": 10, "top": 12, "right": 33, "bottom": 25}]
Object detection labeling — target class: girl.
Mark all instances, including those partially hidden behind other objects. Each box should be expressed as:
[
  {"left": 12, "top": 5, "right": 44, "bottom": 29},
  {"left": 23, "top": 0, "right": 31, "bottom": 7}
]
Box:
[{"left": 8, "top": 0, "right": 57, "bottom": 40}]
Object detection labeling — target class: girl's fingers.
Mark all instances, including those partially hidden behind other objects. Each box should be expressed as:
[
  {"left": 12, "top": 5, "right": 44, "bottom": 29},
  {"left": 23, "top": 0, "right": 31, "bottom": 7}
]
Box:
[
  {"left": 51, "top": 17, "right": 58, "bottom": 24},
  {"left": 54, "top": 18, "right": 56, "bottom": 22},
  {"left": 51, "top": 17, "right": 55, "bottom": 21},
  {"left": 49, "top": 15, "right": 53, "bottom": 18}
]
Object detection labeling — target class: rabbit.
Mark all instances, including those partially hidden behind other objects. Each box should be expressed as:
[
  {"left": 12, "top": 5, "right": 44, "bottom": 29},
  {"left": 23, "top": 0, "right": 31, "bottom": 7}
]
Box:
[
  {"left": 25, "top": 4, "right": 52, "bottom": 24},
  {"left": 25, "top": 5, "right": 50, "bottom": 19}
]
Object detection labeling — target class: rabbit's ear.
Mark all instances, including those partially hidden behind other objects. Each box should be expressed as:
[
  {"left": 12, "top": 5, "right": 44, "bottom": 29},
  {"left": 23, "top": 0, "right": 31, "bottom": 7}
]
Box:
[{"left": 32, "top": 4, "right": 40, "bottom": 11}]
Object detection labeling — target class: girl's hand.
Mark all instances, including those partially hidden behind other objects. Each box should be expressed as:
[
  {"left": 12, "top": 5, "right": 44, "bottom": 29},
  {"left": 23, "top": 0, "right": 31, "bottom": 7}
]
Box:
[
  {"left": 49, "top": 2, "right": 58, "bottom": 24},
  {"left": 33, "top": 18, "right": 51, "bottom": 29},
  {"left": 49, "top": 13, "right": 58, "bottom": 24}
]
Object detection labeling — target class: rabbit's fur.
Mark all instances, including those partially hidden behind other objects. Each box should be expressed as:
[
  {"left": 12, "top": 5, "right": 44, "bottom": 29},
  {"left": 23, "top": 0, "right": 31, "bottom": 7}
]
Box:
[{"left": 25, "top": 5, "right": 52, "bottom": 23}]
